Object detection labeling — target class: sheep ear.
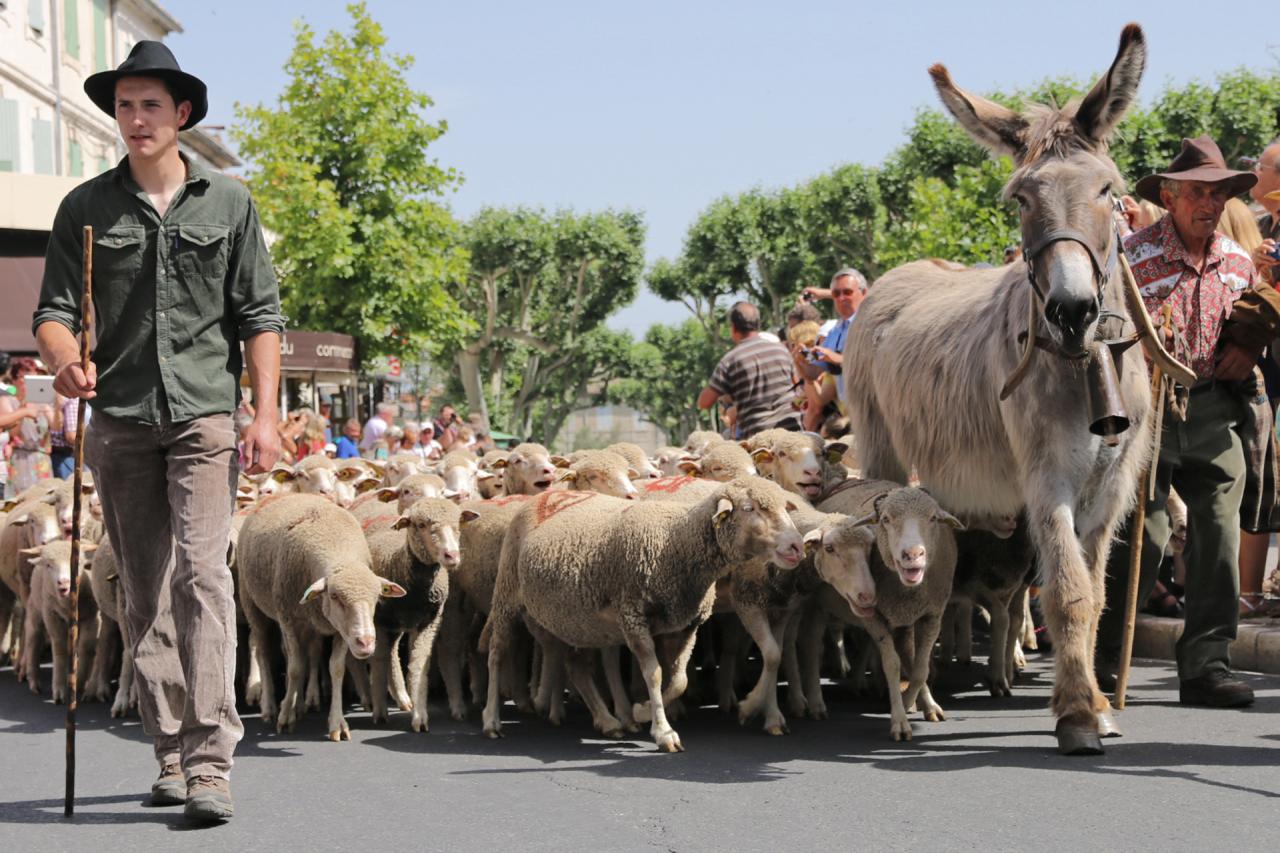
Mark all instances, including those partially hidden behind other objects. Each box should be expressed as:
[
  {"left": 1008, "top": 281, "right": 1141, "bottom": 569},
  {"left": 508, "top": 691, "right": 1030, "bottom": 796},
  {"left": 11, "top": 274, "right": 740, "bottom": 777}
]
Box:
[
  {"left": 42, "top": 492, "right": 59, "bottom": 505},
  {"left": 713, "top": 498, "right": 734, "bottom": 526},
  {"left": 678, "top": 461, "right": 700, "bottom": 476},
  {"left": 355, "top": 478, "right": 381, "bottom": 494},
  {"left": 271, "top": 468, "right": 296, "bottom": 484},
  {"left": 784, "top": 499, "right": 800, "bottom": 512},
  {"left": 392, "top": 516, "right": 411, "bottom": 531},
  {"left": 460, "top": 509, "right": 480, "bottom": 525},
  {"left": 336, "top": 467, "right": 360, "bottom": 481},
  {"left": 476, "top": 469, "right": 494, "bottom": 481},
  {"left": 106, "top": 571, "right": 119, "bottom": 582},
  {"left": 81, "top": 542, "right": 99, "bottom": 553},
  {"left": 376, "top": 488, "right": 399, "bottom": 503},
  {"left": 825, "top": 443, "right": 849, "bottom": 463},
  {"left": 935, "top": 510, "right": 966, "bottom": 531},
  {"left": 490, "top": 458, "right": 508, "bottom": 470},
  {"left": 550, "top": 456, "right": 571, "bottom": 468},
  {"left": 850, "top": 512, "right": 878, "bottom": 528},
  {"left": 299, "top": 577, "right": 326, "bottom": 604},
  {"left": 750, "top": 448, "right": 774, "bottom": 464},
  {"left": 20, "top": 546, "right": 43, "bottom": 556},
  {"left": 1, "top": 499, "right": 19, "bottom": 512},
  {"left": 558, "top": 469, "right": 578, "bottom": 483},
  {"left": 365, "top": 461, "right": 386, "bottom": 476},
  {"left": 379, "top": 579, "right": 408, "bottom": 599},
  {"left": 80, "top": 484, "right": 96, "bottom": 496},
  {"left": 802, "top": 528, "right": 824, "bottom": 555},
  {"left": 627, "top": 468, "right": 641, "bottom": 480},
  {"left": 737, "top": 441, "right": 752, "bottom": 452}
]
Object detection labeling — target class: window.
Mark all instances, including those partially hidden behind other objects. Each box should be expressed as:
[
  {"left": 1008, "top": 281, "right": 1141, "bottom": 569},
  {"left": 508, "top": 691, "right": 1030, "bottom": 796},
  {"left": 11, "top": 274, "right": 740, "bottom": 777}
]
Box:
[
  {"left": 33, "top": 117, "right": 54, "bottom": 174},
  {"left": 68, "top": 138, "right": 82, "bottom": 176},
  {"left": 63, "top": 0, "right": 79, "bottom": 58},
  {"left": 92, "top": 0, "right": 107, "bottom": 71},
  {"left": 96, "top": 154, "right": 109, "bottom": 174},
  {"left": 0, "top": 99, "right": 19, "bottom": 171},
  {"left": 29, "top": 0, "right": 45, "bottom": 34}
]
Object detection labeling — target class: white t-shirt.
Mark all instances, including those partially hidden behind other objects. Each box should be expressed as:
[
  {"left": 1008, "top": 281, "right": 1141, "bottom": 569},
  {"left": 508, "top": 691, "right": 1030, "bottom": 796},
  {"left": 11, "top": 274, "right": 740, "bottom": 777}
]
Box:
[{"left": 360, "top": 415, "right": 388, "bottom": 451}]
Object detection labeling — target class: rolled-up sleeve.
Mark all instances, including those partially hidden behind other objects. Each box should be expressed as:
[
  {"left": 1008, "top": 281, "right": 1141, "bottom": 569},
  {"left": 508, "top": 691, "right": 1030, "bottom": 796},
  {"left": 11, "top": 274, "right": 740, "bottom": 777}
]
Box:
[
  {"left": 227, "top": 191, "right": 285, "bottom": 340},
  {"left": 32, "top": 194, "right": 86, "bottom": 337}
]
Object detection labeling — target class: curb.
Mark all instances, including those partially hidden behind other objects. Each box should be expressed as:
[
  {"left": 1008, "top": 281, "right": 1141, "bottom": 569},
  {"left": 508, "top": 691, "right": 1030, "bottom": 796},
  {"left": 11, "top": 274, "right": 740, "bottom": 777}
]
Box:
[{"left": 1134, "top": 614, "right": 1280, "bottom": 674}]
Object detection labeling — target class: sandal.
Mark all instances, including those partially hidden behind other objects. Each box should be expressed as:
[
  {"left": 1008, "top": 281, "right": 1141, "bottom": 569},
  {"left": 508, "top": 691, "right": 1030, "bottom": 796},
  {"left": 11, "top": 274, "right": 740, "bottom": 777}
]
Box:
[
  {"left": 1143, "top": 583, "right": 1184, "bottom": 618},
  {"left": 1240, "top": 592, "right": 1264, "bottom": 618}
]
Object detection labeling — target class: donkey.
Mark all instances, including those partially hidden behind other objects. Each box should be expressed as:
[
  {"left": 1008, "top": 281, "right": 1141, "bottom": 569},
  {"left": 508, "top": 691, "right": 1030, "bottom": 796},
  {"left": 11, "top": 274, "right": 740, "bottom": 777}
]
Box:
[{"left": 845, "top": 25, "right": 1174, "bottom": 755}]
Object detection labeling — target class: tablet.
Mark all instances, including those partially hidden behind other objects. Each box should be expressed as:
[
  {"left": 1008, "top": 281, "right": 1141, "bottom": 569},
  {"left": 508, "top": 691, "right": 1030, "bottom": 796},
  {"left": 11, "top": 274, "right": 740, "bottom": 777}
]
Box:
[{"left": 24, "top": 375, "right": 55, "bottom": 406}]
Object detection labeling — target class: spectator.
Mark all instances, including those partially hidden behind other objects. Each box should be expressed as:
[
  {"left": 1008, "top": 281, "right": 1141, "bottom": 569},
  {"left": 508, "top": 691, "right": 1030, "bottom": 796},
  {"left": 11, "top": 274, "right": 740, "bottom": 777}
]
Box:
[
  {"left": 433, "top": 404, "right": 461, "bottom": 451},
  {"left": 323, "top": 442, "right": 337, "bottom": 459},
  {"left": 1096, "top": 136, "right": 1280, "bottom": 708},
  {"left": 787, "top": 320, "right": 836, "bottom": 433},
  {"left": 295, "top": 412, "right": 327, "bottom": 459},
  {"left": 419, "top": 427, "right": 443, "bottom": 461},
  {"left": 360, "top": 403, "right": 398, "bottom": 456},
  {"left": 4, "top": 357, "right": 53, "bottom": 493},
  {"left": 317, "top": 400, "right": 333, "bottom": 442},
  {"left": 1248, "top": 136, "right": 1280, "bottom": 258},
  {"left": 0, "top": 353, "right": 42, "bottom": 498},
  {"left": 697, "top": 301, "right": 799, "bottom": 437},
  {"left": 49, "top": 392, "right": 82, "bottom": 478},
  {"left": 335, "top": 418, "right": 361, "bottom": 459},
  {"left": 797, "top": 267, "right": 868, "bottom": 409},
  {"left": 786, "top": 301, "right": 822, "bottom": 329}
]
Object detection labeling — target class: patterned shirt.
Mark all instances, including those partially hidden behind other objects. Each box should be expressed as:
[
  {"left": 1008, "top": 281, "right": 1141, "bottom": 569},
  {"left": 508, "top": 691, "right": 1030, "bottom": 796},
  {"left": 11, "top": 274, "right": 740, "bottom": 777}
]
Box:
[
  {"left": 1124, "top": 215, "right": 1257, "bottom": 379},
  {"left": 708, "top": 334, "right": 798, "bottom": 437}
]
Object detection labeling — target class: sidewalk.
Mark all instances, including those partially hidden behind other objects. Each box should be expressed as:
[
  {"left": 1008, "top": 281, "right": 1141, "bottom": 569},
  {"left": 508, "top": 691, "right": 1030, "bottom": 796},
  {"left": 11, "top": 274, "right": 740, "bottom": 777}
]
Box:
[{"left": 1135, "top": 612, "right": 1280, "bottom": 674}]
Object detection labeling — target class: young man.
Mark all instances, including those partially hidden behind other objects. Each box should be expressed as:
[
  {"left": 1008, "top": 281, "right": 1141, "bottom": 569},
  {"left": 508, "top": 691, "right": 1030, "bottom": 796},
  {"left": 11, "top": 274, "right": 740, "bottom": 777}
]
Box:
[{"left": 33, "top": 41, "right": 284, "bottom": 824}]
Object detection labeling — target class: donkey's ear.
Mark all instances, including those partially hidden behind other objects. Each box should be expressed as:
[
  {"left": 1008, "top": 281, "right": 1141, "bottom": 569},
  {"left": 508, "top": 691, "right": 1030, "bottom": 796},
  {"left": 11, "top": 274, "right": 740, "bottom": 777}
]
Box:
[
  {"left": 1074, "top": 24, "right": 1146, "bottom": 146},
  {"left": 929, "top": 63, "right": 1027, "bottom": 160}
]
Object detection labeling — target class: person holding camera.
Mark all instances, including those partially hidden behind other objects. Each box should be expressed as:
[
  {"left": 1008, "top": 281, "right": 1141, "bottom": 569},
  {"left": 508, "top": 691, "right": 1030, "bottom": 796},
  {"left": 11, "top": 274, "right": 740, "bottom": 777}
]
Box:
[
  {"left": 796, "top": 267, "right": 868, "bottom": 408},
  {"left": 433, "top": 404, "right": 461, "bottom": 451}
]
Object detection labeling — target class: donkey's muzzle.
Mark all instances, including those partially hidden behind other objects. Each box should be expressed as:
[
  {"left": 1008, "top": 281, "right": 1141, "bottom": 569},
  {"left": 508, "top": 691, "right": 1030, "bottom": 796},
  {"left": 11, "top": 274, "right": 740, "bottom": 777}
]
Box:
[
  {"left": 1045, "top": 294, "right": 1099, "bottom": 355},
  {"left": 1085, "top": 342, "right": 1129, "bottom": 440}
]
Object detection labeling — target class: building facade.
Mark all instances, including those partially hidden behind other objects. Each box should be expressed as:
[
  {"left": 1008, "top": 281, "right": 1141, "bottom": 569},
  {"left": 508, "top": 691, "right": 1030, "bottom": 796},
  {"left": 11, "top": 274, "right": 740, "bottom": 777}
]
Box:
[{"left": 0, "top": 0, "right": 240, "bottom": 353}]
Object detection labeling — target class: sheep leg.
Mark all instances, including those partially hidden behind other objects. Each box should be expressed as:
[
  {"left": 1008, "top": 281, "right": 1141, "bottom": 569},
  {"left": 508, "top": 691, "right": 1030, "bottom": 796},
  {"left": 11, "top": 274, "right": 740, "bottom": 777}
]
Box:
[
  {"left": 937, "top": 602, "right": 957, "bottom": 666},
  {"left": 0, "top": 593, "right": 14, "bottom": 662},
  {"left": 1019, "top": 587, "right": 1038, "bottom": 651},
  {"left": 242, "top": 599, "right": 277, "bottom": 724},
  {"left": 326, "top": 636, "right": 351, "bottom": 741},
  {"left": 84, "top": 615, "right": 117, "bottom": 702},
  {"left": 370, "top": 627, "right": 392, "bottom": 724},
  {"left": 409, "top": 616, "right": 443, "bottom": 733},
  {"left": 11, "top": 601, "right": 27, "bottom": 683},
  {"left": 984, "top": 593, "right": 1013, "bottom": 697},
  {"left": 529, "top": 623, "right": 567, "bottom": 725},
  {"left": 564, "top": 647, "right": 624, "bottom": 737},
  {"left": 391, "top": 632, "right": 414, "bottom": 711},
  {"left": 632, "top": 623, "right": 700, "bottom": 724},
  {"left": 304, "top": 634, "right": 323, "bottom": 711},
  {"left": 955, "top": 600, "right": 973, "bottom": 667},
  {"left": 1007, "top": 585, "right": 1030, "bottom": 681},
  {"left": 799, "top": 607, "right": 829, "bottom": 719},
  {"left": 864, "top": 616, "right": 911, "bottom": 741},
  {"left": 716, "top": 618, "right": 743, "bottom": 712},
  {"left": 47, "top": 612, "right": 69, "bottom": 705},
  {"left": 75, "top": 614, "right": 95, "bottom": 702},
  {"left": 22, "top": 604, "right": 43, "bottom": 695},
  {"left": 112, "top": 617, "right": 135, "bottom": 718},
  {"left": 735, "top": 605, "right": 788, "bottom": 735},
  {"left": 601, "top": 645, "right": 639, "bottom": 732},
  {"left": 244, "top": 629, "right": 263, "bottom": 706},
  {"left": 482, "top": 610, "right": 518, "bottom": 738},
  {"left": 782, "top": 609, "right": 807, "bottom": 719},
  {"left": 904, "top": 615, "right": 946, "bottom": 723},
  {"left": 621, "top": 618, "right": 683, "bottom": 753},
  {"left": 277, "top": 627, "right": 306, "bottom": 733},
  {"left": 435, "top": 607, "right": 469, "bottom": 721}
]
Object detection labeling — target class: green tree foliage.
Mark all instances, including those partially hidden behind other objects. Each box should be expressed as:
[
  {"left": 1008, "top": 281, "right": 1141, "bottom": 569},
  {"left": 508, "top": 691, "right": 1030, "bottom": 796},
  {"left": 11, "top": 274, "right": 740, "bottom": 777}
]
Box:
[
  {"left": 233, "top": 2, "right": 467, "bottom": 366},
  {"left": 449, "top": 207, "right": 645, "bottom": 437},
  {"left": 610, "top": 319, "right": 721, "bottom": 441}
]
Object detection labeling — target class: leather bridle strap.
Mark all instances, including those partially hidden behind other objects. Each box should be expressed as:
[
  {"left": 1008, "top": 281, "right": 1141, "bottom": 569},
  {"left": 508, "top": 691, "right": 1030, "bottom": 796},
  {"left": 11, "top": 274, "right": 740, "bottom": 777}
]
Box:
[{"left": 1022, "top": 227, "right": 1118, "bottom": 302}]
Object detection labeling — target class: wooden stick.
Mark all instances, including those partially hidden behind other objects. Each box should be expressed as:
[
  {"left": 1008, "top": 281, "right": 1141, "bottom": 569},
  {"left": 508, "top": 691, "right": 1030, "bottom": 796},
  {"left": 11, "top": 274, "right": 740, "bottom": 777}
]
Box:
[
  {"left": 1113, "top": 306, "right": 1173, "bottom": 710},
  {"left": 65, "top": 225, "right": 93, "bottom": 817}
]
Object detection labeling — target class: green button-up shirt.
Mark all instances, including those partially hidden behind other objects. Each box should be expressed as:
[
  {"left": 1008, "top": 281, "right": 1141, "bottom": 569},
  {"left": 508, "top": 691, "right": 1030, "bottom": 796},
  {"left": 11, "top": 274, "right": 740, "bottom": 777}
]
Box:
[{"left": 34, "top": 155, "right": 285, "bottom": 424}]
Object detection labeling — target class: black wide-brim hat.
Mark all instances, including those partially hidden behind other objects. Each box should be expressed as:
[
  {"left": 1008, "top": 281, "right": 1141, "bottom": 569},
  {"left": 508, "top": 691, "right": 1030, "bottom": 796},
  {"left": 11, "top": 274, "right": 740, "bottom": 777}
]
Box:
[
  {"left": 84, "top": 40, "right": 207, "bottom": 130},
  {"left": 1134, "top": 135, "right": 1257, "bottom": 208}
]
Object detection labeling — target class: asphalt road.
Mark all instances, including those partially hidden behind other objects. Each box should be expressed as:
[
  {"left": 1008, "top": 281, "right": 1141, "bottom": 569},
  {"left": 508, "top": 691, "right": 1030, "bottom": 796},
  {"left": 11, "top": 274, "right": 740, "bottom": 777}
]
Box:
[{"left": 0, "top": 654, "right": 1276, "bottom": 853}]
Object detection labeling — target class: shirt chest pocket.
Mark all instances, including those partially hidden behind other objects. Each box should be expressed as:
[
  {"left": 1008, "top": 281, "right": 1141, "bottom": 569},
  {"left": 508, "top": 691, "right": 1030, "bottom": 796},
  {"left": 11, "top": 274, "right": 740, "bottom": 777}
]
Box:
[
  {"left": 93, "top": 225, "right": 146, "bottom": 284},
  {"left": 174, "top": 224, "right": 230, "bottom": 284}
]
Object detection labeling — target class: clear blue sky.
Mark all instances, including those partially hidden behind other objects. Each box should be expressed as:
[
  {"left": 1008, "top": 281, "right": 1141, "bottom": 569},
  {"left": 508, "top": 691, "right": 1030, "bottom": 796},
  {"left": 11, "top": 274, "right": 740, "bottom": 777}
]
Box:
[{"left": 161, "top": 1, "right": 1280, "bottom": 335}]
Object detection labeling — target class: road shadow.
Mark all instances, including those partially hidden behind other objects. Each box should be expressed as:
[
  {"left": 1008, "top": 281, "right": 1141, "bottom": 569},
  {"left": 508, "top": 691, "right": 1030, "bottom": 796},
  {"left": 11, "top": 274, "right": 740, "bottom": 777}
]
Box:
[{"left": 0, "top": 792, "right": 176, "bottom": 827}]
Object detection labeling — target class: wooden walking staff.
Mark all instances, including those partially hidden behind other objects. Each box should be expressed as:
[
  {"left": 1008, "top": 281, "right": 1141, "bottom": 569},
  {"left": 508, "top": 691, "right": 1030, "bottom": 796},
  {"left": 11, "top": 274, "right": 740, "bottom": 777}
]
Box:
[
  {"left": 1113, "top": 304, "right": 1174, "bottom": 710},
  {"left": 64, "top": 225, "right": 94, "bottom": 817}
]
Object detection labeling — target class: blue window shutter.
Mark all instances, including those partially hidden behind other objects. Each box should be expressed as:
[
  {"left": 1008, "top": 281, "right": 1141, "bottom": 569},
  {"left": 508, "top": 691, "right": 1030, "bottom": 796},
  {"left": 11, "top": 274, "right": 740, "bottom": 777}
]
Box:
[
  {"left": 0, "top": 100, "right": 18, "bottom": 171},
  {"left": 93, "top": 0, "right": 108, "bottom": 72},
  {"left": 33, "top": 118, "right": 54, "bottom": 174},
  {"left": 64, "top": 0, "right": 79, "bottom": 58},
  {"left": 69, "top": 139, "right": 83, "bottom": 176},
  {"left": 96, "top": 155, "right": 110, "bottom": 174},
  {"left": 29, "top": 0, "right": 46, "bottom": 33}
]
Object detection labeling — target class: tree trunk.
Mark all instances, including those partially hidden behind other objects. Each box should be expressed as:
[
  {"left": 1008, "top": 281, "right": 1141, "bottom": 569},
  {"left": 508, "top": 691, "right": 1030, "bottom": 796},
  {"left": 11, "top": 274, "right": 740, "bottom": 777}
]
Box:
[{"left": 456, "top": 350, "right": 490, "bottom": 432}]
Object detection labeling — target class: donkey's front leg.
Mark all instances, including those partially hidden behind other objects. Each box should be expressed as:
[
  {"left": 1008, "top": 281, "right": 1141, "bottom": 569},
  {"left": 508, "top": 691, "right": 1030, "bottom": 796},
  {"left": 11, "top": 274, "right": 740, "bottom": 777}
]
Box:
[{"left": 1032, "top": 500, "right": 1103, "bottom": 755}]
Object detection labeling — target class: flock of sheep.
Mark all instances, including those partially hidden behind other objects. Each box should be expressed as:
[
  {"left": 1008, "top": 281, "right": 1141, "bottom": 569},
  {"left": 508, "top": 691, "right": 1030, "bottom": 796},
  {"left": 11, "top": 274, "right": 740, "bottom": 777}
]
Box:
[{"left": 1, "top": 429, "right": 1049, "bottom": 752}]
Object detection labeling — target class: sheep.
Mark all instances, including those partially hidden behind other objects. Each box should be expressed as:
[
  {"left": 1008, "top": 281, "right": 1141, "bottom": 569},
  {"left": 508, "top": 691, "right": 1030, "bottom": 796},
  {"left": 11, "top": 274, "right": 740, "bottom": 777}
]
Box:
[
  {"left": 0, "top": 500, "right": 63, "bottom": 679},
  {"left": 652, "top": 446, "right": 690, "bottom": 477},
  {"left": 437, "top": 450, "right": 483, "bottom": 501},
  {"left": 236, "top": 494, "right": 407, "bottom": 740},
  {"left": 384, "top": 452, "right": 430, "bottom": 487},
  {"left": 366, "top": 498, "right": 477, "bottom": 732},
  {"left": 492, "top": 443, "right": 568, "bottom": 496},
  {"left": 605, "top": 442, "right": 661, "bottom": 479},
  {"left": 481, "top": 477, "right": 806, "bottom": 752},
  {"left": 812, "top": 480, "right": 962, "bottom": 740},
  {"left": 334, "top": 460, "right": 384, "bottom": 508},
  {"left": 938, "top": 514, "right": 1036, "bottom": 697},
  {"left": 557, "top": 450, "right": 640, "bottom": 499},
  {"left": 269, "top": 455, "right": 340, "bottom": 503},
  {"left": 747, "top": 430, "right": 849, "bottom": 502},
  {"left": 476, "top": 450, "right": 510, "bottom": 499},
  {"left": 84, "top": 536, "right": 136, "bottom": 716},
  {"left": 682, "top": 430, "right": 724, "bottom": 456},
  {"left": 20, "top": 539, "right": 98, "bottom": 702},
  {"left": 678, "top": 441, "right": 758, "bottom": 481}
]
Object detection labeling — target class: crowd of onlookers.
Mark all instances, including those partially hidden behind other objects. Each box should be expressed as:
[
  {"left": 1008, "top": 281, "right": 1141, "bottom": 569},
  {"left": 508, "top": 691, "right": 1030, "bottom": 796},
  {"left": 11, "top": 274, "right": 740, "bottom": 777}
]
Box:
[
  {"left": 0, "top": 352, "right": 84, "bottom": 499},
  {"left": 231, "top": 397, "right": 497, "bottom": 470}
]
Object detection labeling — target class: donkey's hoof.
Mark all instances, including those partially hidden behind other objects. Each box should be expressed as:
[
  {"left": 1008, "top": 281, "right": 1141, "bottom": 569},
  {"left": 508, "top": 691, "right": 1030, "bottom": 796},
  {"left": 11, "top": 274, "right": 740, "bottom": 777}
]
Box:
[
  {"left": 1097, "top": 710, "right": 1123, "bottom": 738},
  {"left": 1055, "top": 720, "right": 1104, "bottom": 755}
]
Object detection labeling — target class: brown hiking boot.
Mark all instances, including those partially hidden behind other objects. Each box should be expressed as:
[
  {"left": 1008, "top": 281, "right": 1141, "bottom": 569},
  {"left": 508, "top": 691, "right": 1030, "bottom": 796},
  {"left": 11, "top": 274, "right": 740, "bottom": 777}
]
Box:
[
  {"left": 184, "top": 775, "right": 234, "bottom": 824},
  {"left": 1179, "top": 669, "right": 1255, "bottom": 708},
  {"left": 149, "top": 763, "right": 185, "bottom": 806}
]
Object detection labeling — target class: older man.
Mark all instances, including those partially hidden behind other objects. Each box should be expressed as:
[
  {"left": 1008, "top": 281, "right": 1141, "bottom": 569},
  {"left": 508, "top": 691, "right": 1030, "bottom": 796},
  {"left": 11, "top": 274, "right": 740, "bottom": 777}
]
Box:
[
  {"left": 1250, "top": 137, "right": 1280, "bottom": 280},
  {"left": 798, "top": 267, "right": 868, "bottom": 409},
  {"left": 1096, "top": 136, "right": 1280, "bottom": 707},
  {"left": 697, "top": 301, "right": 799, "bottom": 438}
]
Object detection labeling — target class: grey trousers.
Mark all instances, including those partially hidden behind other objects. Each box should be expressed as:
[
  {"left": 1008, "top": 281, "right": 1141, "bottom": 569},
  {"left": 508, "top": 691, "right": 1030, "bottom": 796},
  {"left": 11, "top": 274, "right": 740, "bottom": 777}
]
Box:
[{"left": 85, "top": 410, "right": 243, "bottom": 779}]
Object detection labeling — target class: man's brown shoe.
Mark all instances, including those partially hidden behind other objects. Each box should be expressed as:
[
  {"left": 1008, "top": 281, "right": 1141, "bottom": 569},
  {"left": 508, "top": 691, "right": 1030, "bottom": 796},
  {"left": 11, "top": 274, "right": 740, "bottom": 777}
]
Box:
[
  {"left": 1179, "top": 670, "right": 1255, "bottom": 708},
  {"left": 149, "top": 763, "right": 185, "bottom": 806},
  {"left": 184, "top": 776, "right": 233, "bottom": 824}
]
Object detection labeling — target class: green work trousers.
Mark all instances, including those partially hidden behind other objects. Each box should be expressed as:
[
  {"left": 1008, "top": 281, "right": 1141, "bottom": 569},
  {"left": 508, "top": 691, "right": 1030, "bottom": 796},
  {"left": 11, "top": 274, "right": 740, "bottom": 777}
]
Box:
[{"left": 1098, "top": 384, "right": 1247, "bottom": 680}]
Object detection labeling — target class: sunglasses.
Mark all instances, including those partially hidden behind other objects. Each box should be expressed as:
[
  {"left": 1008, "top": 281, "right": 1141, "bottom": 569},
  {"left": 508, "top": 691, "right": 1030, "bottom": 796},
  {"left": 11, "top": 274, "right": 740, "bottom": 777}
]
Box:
[{"left": 832, "top": 289, "right": 859, "bottom": 296}]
